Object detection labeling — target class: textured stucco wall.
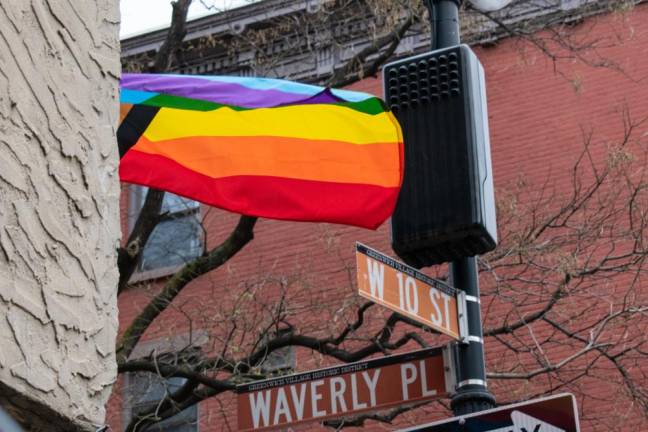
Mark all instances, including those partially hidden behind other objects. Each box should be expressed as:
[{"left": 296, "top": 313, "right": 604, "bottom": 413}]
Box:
[{"left": 0, "top": 1, "right": 120, "bottom": 431}]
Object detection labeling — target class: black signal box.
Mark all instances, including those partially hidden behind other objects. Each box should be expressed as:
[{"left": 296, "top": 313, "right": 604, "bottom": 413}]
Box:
[{"left": 384, "top": 45, "right": 497, "bottom": 268}]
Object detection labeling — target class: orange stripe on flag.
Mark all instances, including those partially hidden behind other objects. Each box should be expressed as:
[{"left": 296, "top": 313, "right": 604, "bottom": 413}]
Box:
[{"left": 131, "top": 135, "right": 403, "bottom": 187}]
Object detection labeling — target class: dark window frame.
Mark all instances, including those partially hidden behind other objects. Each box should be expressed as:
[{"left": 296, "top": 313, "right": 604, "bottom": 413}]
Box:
[
  {"left": 128, "top": 186, "right": 203, "bottom": 279},
  {"left": 258, "top": 328, "right": 296, "bottom": 375},
  {"left": 123, "top": 372, "right": 199, "bottom": 432}
]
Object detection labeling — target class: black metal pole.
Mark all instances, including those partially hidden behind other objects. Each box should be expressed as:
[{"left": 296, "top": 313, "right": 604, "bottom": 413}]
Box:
[
  {"left": 429, "top": 0, "right": 461, "bottom": 48},
  {"left": 449, "top": 257, "right": 496, "bottom": 414},
  {"left": 425, "top": 0, "right": 497, "bottom": 416}
]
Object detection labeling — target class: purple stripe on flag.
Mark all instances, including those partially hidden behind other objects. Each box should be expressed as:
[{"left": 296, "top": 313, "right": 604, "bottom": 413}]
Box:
[{"left": 121, "top": 74, "right": 343, "bottom": 108}]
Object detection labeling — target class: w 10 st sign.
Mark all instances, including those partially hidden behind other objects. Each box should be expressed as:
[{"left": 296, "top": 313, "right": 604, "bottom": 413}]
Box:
[{"left": 356, "top": 243, "right": 467, "bottom": 340}]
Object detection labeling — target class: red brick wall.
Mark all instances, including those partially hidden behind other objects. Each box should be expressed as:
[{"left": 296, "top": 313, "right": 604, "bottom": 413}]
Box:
[{"left": 109, "top": 5, "right": 648, "bottom": 431}]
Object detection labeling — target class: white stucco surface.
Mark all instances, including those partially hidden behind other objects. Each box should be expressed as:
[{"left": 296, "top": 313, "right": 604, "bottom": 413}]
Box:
[{"left": 0, "top": 1, "right": 120, "bottom": 430}]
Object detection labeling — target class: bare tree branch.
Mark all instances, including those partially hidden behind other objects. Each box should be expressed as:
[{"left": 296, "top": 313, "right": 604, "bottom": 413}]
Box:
[
  {"left": 326, "top": 14, "right": 415, "bottom": 88},
  {"left": 117, "top": 215, "right": 257, "bottom": 363},
  {"left": 117, "top": 0, "right": 193, "bottom": 293}
]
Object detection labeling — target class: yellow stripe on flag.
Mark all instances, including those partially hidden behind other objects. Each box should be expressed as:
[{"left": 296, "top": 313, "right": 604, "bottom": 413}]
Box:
[{"left": 143, "top": 105, "right": 401, "bottom": 145}]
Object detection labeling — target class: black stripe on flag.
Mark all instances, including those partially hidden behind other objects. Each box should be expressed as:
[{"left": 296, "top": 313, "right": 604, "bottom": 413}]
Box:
[{"left": 118, "top": 105, "right": 160, "bottom": 159}]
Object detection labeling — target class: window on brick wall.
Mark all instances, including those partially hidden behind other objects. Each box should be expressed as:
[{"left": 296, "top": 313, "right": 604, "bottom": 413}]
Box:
[
  {"left": 560, "top": 0, "right": 585, "bottom": 10},
  {"left": 259, "top": 328, "right": 295, "bottom": 374},
  {"left": 125, "top": 373, "right": 198, "bottom": 432},
  {"left": 129, "top": 186, "right": 203, "bottom": 273}
]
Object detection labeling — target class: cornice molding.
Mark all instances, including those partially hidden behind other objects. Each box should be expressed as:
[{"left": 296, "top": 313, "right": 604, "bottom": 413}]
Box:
[{"left": 121, "top": 0, "right": 644, "bottom": 82}]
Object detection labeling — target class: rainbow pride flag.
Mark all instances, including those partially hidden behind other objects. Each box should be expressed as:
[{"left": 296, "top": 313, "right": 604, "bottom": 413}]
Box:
[{"left": 118, "top": 74, "right": 404, "bottom": 229}]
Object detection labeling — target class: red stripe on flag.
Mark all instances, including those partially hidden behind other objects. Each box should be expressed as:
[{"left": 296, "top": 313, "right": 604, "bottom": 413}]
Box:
[{"left": 120, "top": 150, "right": 400, "bottom": 229}]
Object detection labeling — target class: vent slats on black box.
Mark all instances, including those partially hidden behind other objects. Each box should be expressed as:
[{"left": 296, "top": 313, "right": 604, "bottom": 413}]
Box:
[{"left": 384, "top": 46, "right": 497, "bottom": 268}]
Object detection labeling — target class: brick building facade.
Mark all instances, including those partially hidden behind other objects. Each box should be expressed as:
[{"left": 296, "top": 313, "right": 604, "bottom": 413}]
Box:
[{"left": 110, "top": 2, "right": 648, "bottom": 431}]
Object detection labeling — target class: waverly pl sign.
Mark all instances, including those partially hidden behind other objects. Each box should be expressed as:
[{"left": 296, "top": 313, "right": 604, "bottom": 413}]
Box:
[
  {"left": 237, "top": 347, "right": 456, "bottom": 431},
  {"left": 356, "top": 243, "right": 467, "bottom": 341}
]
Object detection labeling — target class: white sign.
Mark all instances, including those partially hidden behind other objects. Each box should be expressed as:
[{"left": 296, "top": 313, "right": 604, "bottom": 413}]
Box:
[{"left": 399, "top": 393, "right": 580, "bottom": 432}]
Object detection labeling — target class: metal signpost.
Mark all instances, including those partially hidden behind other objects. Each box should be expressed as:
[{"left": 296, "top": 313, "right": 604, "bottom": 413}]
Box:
[
  {"left": 236, "top": 347, "right": 456, "bottom": 431},
  {"left": 398, "top": 393, "right": 580, "bottom": 432},
  {"left": 356, "top": 242, "right": 468, "bottom": 341},
  {"left": 238, "top": 1, "right": 574, "bottom": 430},
  {"left": 384, "top": 0, "right": 496, "bottom": 415}
]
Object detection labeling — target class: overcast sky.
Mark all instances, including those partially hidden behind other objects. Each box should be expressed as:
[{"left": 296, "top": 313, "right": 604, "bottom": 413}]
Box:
[{"left": 120, "top": 0, "right": 252, "bottom": 39}]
